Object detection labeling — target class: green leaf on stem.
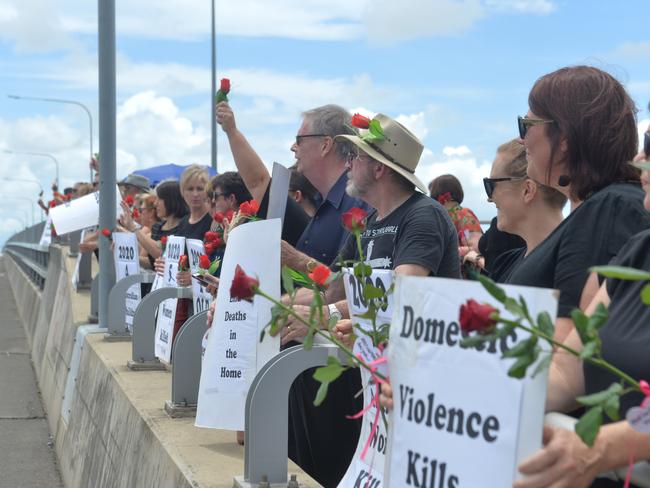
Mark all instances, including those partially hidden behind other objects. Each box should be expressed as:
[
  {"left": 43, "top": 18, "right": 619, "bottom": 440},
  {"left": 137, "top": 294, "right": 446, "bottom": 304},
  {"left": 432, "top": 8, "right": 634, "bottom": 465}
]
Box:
[
  {"left": 531, "top": 353, "right": 552, "bottom": 378},
  {"left": 603, "top": 394, "right": 620, "bottom": 422},
  {"left": 537, "top": 312, "right": 555, "bottom": 338},
  {"left": 327, "top": 314, "right": 339, "bottom": 331},
  {"left": 354, "top": 262, "right": 372, "bottom": 278},
  {"left": 281, "top": 266, "right": 295, "bottom": 295},
  {"left": 208, "top": 258, "right": 221, "bottom": 275},
  {"left": 478, "top": 274, "right": 507, "bottom": 303},
  {"left": 355, "top": 309, "right": 377, "bottom": 321},
  {"left": 587, "top": 303, "right": 609, "bottom": 333},
  {"left": 575, "top": 406, "right": 603, "bottom": 447},
  {"left": 460, "top": 333, "right": 493, "bottom": 348},
  {"left": 571, "top": 308, "right": 590, "bottom": 344},
  {"left": 507, "top": 351, "right": 537, "bottom": 379},
  {"left": 495, "top": 323, "right": 516, "bottom": 339},
  {"left": 504, "top": 297, "right": 525, "bottom": 318},
  {"left": 303, "top": 328, "right": 315, "bottom": 350},
  {"left": 363, "top": 285, "right": 385, "bottom": 301},
  {"left": 502, "top": 336, "right": 537, "bottom": 359},
  {"left": 641, "top": 284, "right": 650, "bottom": 305},
  {"left": 314, "top": 381, "right": 329, "bottom": 406},
  {"left": 286, "top": 268, "right": 312, "bottom": 287},
  {"left": 590, "top": 265, "right": 650, "bottom": 281},
  {"left": 579, "top": 340, "right": 599, "bottom": 360},
  {"left": 313, "top": 356, "right": 345, "bottom": 383},
  {"left": 576, "top": 383, "right": 623, "bottom": 407}
]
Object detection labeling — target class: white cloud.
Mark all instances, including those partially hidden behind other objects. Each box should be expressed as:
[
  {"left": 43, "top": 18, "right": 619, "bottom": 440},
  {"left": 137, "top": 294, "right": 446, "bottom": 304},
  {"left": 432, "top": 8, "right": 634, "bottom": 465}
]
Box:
[
  {"left": 0, "top": 0, "right": 72, "bottom": 52},
  {"left": 443, "top": 145, "right": 472, "bottom": 157},
  {"left": 396, "top": 112, "right": 429, "bottom": 141},
  {"left": 484, "top": 0, "right": 556, "bottom": 14}
]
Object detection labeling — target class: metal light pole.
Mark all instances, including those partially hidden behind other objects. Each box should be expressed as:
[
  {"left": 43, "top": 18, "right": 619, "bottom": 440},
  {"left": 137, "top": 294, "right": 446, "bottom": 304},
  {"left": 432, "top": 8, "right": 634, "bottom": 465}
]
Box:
[
  {"left": 211, "top": 0, "right": 217, "bottom": 172},
  {"left": 0, "top": 195, "right": 35, "bottom": 225},
  {"left": 8, "top": 94, "right": 94, "bottom": 181},
  {"left": 98, "top": 0, "right": 116, "bottom": 328},
  {"left": 4, "top": 149, "right": 59, "bottom": 187}
]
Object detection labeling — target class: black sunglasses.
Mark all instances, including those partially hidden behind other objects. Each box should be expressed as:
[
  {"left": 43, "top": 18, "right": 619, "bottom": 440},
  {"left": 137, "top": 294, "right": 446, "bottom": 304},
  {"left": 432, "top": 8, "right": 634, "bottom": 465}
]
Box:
[
  {"left": 483, "top": 177, "right": 525, "bottom": 199},
  {"left": 517, "top": 115, "right": 554, "bottom": 139},
  {"left": 295, "top": 134, "right": 328, "bottom": 145},
  {"left": 645, "top": 131, "right": 650, "bottom": 156}
]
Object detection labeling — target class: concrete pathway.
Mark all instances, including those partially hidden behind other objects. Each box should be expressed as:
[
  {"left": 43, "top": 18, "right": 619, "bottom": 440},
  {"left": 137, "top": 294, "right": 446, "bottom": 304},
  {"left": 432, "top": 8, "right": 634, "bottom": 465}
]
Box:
[{"left": 0, "top": 257, "right": 63, "bottom": 487}]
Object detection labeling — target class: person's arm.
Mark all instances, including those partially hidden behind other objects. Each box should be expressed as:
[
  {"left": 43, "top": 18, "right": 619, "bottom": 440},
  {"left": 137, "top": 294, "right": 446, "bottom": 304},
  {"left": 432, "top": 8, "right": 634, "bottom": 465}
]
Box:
[
  {"left": 280, "top": 240, "right": 316, "bottom": 275},
  {"left": 216, "top": 102, "right": 270, "bottom": 203}
]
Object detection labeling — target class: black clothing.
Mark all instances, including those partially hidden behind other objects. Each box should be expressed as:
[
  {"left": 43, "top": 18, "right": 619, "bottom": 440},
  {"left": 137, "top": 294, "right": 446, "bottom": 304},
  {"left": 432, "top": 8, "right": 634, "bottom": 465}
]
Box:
[
  {"left": 177, "top": 213, "right": 212, "bottom": 241},
  {"left": 258, "top": 183, "right": 310, "bottom": 248},
  {"left": 506, "top": 183, "right": 650, "bottom": 317},
  {"left": 148, "top": 219, "right": 182, "bottom": 267},
  {"left": 478, "top": 217, "right": 526, "bottom": 277},
  {"left": 334, "top": 192, "right": 461, "bottom": 278},
  {"left": 491, "top": 247, "right": 526, "bottom": 283}
]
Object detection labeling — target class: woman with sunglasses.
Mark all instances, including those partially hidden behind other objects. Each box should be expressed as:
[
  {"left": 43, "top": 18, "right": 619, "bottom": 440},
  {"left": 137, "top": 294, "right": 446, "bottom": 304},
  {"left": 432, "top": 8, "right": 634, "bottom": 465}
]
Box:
[
  {"left": 476, "top": 139, "right": 566, "bottom": 282},
  {"left": 506, "top": 66, "right": 650, "bottom": 343}
]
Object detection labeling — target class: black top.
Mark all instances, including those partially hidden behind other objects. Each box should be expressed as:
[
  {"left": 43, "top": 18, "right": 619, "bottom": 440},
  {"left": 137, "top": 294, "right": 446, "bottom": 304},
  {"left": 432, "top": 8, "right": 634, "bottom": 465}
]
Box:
[
  {"left": 491, "top": 246, "right": 526, "bottom": 283},
  {"left": 148, "top": 220, "right": 183, "bottom": 267},
  {"left": 177, "top": 213, "right": 212, "bottom": 241},
  {"left": 258, "top": 182, "right": 310, "bottom": 247},
  {"left": 297, "top": 172, "right": 371, "bottom": 266},
  {"left": 506, "top": 183, "right": 650, "bottom": 317},
  {"left": 478, "top": 217, "right": 526, "bottom": 276},
  {"left": 584, "top": 229, "right": 650, "bottom": 488},
  {"left": 334, "top": 192, "right": 461, "bottom": 278}
]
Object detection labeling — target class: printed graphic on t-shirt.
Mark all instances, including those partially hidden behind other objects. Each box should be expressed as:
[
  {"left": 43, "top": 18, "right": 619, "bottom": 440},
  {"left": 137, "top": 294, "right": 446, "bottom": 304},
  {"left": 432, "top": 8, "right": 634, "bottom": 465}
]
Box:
[{"left": 361, "top": 224, "right": 398, "bottom": 269}]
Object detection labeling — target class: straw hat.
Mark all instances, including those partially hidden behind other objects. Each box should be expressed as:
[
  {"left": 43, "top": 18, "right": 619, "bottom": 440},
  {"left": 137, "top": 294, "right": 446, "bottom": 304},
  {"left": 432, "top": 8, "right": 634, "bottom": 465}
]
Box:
[{"left": 336, "top": 113, "right": 427, "bottom": 193}]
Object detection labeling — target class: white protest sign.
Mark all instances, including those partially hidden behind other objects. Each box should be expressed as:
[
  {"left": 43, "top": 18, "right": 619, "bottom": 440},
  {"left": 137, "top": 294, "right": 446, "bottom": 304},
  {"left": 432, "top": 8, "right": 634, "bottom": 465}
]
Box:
[
  {"left": 112, "top": 232, "right": 141, "bottom": 330},
  {"left": 186, "top": 239, "right": 213, "bottom": 314},
  {"left": 385, "top": 276, "right": 557, "bottom": 488},
  {"left": 49, "top": 188, "right": 122, "bottom": 235},
  {"left": 338, "top": 268, "right": 394, "bottom": 488},
  {"left": 154, "top": 235, "right": 185, "bottom": 363},
  {"left": 39, "top": 214, "right": 53, "bottom": 246},
  {"left": 195, "top": 218, "right": 281, "bottom": 431}
]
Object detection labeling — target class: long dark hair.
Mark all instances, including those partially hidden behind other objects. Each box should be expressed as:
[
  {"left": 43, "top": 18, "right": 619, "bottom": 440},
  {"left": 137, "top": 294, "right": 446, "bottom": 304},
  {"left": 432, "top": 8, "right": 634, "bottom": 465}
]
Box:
[{"left": 529, "top": 65, "right": 639, "bottom": 200}]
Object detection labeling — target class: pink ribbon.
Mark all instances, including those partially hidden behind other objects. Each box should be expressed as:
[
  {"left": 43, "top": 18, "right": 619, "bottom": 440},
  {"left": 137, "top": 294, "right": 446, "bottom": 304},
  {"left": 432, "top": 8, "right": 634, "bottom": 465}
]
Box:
[
  {"left": 623, "top": 379, "right": 650, "bottom": 488},
  {"left": 346, "top": 354, "right": 389, "bottom": 462}
]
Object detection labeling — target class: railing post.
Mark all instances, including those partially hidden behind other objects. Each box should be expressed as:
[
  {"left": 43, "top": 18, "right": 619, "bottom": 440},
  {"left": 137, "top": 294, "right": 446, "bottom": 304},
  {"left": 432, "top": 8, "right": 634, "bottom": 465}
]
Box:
[
  {"left": 76, "top": 251, "right": 93, "bottom": 290},
  {"left": 127, "top": 286, "right": 193, "bottom": 371},
  {"left": 105, "top": 271, "right": 155, "bottom": 341},
  {"left": 233, "top": 344, "right": 349, "bottom": 487},
  {"left": 88, "top": 274, "right": 99, "bottom": 324},
  {"left": 164, "top": 310, "right": 209, "bottom": 417},
  {"left": 68, "top": 229, "right": 82, "bottom": 257}
]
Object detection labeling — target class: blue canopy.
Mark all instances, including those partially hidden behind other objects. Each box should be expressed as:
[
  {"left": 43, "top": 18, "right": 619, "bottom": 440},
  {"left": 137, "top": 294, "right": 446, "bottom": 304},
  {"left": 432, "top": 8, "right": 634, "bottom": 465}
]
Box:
[{"left": 132, "top": 164, "right": 217, "bottom": 188}]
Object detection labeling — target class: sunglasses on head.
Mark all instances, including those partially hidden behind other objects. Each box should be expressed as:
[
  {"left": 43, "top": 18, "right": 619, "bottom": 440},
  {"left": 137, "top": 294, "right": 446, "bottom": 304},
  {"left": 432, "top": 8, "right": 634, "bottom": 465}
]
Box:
[
  {"left": 483, "top": 177, "right": 526, "bottom": 199},
  {"left": 517, "top": 115, "right": 555, "bottom": 139}
]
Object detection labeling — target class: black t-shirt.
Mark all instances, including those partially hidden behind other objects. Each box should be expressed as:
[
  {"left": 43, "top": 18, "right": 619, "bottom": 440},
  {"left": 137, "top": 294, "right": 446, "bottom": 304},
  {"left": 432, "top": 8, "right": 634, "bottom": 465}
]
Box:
[
  {"left": 506, "top": 183, "right": 650, "bottom": 317},
  {"left": 258, "top": 182, "right": 310, "bottom": 247},
  {"left": 148, "top": 219, "right": 183, "bottom": 267},
  {"left": 177, "top": 213, "right": 212, "bottom": 241},
  {"left": 490, "top": 246, "right": 526, "bottom": 283},
  {"left": 584, "top": 229, "right": 650, "bottom": 488},
  {"left": 334, "top": 192, "right": 461, "bottom": 278},
  {"left": 478, "top": 217, "right": 526, "bottom": 276}
]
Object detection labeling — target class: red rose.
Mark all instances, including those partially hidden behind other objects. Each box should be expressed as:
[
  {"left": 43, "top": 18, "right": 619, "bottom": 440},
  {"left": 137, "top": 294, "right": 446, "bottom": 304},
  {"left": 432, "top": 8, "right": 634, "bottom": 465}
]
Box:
[
  {"left": 160, "top": 236, "right": 168, "bottom": 246},
  {"left": 351, "top": 113, "right": 371, "bottom": 129},
  {"left": 132, "top": 208, "right": 140, "bottom": 219},
  {"left": 48, "top": 200, "right": 58, "bottom": 208},
  {"left": 124, "top": 195, "right": 135, "bottom": 206},
  {"left": 342, "top": 207, "right": 368, "bottom": 233},
  {"left": 199, "top": 254, "right": 211, "bottom": 269},
  {"left": 204, "top": 231, "right": 220, "bottom": 242},
  {"left": 179, "top": 254, "right": 189, "bottom": 271},
  {"left": 459, "top": 299, "right": 498, "bottom": 334},
  {"left": 101, "top": 228, "right": 111, "bottom": 238},
  {"left": 225, "top": 210, "right": 235, "bottom": 222},
  {"left": 437, "top": 192, "right": 452, "bottom": 205},
  {"left": 205, "top": 241, "right": 216, "bottom": 255},
  {"left": 308, "top": 264, "right": 331, "bottom": 287},
  {"left": 213, "top": 212, "right": 224, "bottom": 223},
  {"left": 230, "top": 265, "right": 259, "bottom": 302},
  {"left": 239, "top": 199, "right": 260, "bottom": 216},
  {"left": 220, "top": 78, "right": 231, "bottom": 94}
]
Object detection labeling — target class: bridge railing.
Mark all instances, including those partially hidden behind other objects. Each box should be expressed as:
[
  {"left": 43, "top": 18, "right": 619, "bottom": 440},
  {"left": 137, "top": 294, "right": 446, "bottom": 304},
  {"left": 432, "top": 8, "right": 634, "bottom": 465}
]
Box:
[{"left": 3, "top": 221, "right": 49, "bottom": 289}]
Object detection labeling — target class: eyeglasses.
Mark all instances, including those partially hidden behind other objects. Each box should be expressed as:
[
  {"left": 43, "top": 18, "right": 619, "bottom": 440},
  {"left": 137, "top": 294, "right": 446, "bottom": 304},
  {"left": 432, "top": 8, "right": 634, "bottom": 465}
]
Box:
[
  {"left": 518, "top": 115, "right": 554, "bottom": 139},
  {"left": 295, "top": 134, "right": 328, "bottom": 146},
  {"left": 644, "top": 131, "right": 650, "bottom": 156},
  {"left": 207, "top": 191, "right": 226, "bottom": 200},
  {"left": 483, "top": 177, "right": 526, "bottom": 199}
]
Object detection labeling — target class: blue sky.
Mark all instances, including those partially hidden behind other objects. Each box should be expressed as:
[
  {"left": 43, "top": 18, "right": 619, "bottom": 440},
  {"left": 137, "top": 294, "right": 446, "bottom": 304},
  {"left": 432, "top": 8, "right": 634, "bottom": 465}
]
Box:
[{"left": 0, "top": 0, "right": 649, "bottom": 247}]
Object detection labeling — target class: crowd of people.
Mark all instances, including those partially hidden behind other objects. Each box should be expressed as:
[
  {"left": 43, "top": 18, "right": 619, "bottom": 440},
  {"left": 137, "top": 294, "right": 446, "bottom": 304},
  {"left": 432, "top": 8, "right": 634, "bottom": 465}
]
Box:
[{"left": 46, "top": 63, "right": 650, "bottom": 488}]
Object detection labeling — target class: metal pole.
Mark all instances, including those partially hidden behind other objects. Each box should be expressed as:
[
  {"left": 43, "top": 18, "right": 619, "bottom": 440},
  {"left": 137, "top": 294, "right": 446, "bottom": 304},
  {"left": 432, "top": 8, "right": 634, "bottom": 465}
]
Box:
[
  {"left": 8, "top": 95, "right": 94, "bottom": 182},
  {"left": 98, "top": 0, "right": 116, "bottom": 328},
  {"left": 4, "top": 150, "right": 59, "bottom": 187},
  {"left": 211, "top": 0, "right": 217, "bottom": 172}
]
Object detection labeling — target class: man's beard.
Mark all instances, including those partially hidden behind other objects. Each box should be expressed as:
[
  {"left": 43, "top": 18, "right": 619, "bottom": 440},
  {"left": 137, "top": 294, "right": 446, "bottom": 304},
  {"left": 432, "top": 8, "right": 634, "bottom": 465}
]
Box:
[{"left": 345, "top": 178, "right": 361, "bottom": 198}]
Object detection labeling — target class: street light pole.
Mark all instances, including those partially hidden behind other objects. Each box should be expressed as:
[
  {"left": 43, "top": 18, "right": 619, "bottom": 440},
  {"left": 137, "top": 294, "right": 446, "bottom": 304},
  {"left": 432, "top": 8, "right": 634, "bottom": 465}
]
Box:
[
  {"left": 7, "top": 94, "right": 94, "bottom": 181},
  {"left": 211, "top": 0, "right": 217, "bottom": 172},
  {"left": 4, "top": 149, "right": 59, "bottom": 187}
]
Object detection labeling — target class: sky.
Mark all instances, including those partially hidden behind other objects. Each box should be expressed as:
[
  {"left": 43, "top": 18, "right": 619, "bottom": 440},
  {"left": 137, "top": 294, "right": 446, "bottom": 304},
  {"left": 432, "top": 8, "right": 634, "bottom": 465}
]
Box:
[{"left": 0, "top": 0, "right": 649, "bottom": 247}]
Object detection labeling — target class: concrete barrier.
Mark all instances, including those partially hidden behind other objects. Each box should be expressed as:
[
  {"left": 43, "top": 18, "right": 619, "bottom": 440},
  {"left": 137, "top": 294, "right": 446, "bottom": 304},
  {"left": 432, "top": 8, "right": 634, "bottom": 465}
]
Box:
[{"left": 4, "top": 246, "right": 318, "bottom": 488}]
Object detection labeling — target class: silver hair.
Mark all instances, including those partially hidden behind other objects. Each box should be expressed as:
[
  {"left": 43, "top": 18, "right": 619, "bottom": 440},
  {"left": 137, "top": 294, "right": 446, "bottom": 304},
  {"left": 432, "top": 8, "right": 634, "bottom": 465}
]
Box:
[{"left": 302, "top": 104, "right": 358, "bottom": 161}]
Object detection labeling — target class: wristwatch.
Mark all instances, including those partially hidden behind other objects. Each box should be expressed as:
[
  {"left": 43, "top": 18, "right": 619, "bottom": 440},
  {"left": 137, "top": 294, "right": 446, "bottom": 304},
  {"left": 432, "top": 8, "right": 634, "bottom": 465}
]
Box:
[{"left": 328, "top": 304, "right": 343, "bottom": 322}]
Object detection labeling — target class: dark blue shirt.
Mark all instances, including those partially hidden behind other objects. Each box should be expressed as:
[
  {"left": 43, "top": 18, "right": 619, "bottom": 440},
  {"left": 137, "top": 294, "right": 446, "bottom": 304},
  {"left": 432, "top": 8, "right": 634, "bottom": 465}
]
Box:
[{"left": 296, "top": 171, "right": 371, "bottom": 265}]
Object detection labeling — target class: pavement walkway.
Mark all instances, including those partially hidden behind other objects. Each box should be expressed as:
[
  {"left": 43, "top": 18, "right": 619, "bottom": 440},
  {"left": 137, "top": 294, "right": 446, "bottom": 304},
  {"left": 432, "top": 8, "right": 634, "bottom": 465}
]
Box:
[{"left": 0, "top": 256, "right": 63, "bottom": 487}]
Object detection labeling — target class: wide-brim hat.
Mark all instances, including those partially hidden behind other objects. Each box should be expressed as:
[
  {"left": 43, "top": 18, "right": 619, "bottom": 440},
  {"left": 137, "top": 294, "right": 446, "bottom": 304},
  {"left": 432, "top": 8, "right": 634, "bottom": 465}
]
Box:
[
  {"left": 335, "top": 113, "right": 427, "bottom": 193},
  {"left": 118, "top": 173, "right": 151, "bottom": 191}
]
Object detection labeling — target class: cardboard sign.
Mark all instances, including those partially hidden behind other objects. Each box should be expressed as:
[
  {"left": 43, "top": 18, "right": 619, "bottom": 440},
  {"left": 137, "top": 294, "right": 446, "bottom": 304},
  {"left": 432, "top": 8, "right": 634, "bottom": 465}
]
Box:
[
  {"left": 154, "top": 235, "right": 185, "bottom": 363},
  {"left": 112, "top": 232, "right": 141, "bottom": 330},
  {"left": 385, "top": 276, "right": 557, "bottom": 488},
  {"left": 267, "top": 162, "right": 290, "bottom": 224},
  {"left": 49, "top": 188, "right": 122, "bottom": 235},
  {"left": 195, "top": 219, "right": 281, "bottom": 431},
  {"left": 186, "top": 239, "right": 213, "bottom": 314},
  {"left": 338, "top": 268, "right": 394, "bottom": 488}
]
